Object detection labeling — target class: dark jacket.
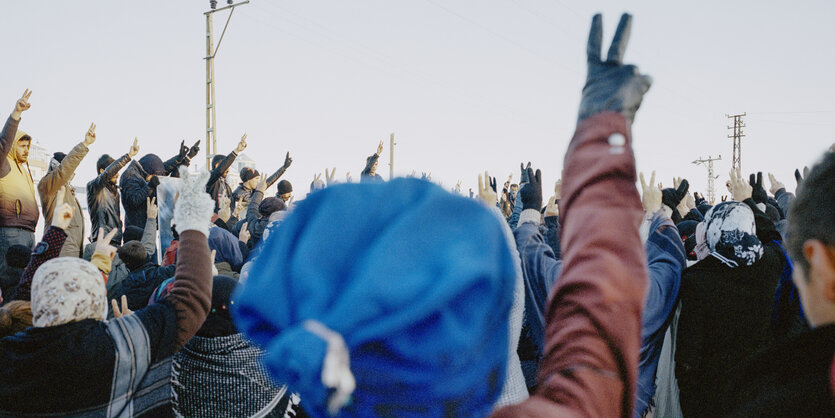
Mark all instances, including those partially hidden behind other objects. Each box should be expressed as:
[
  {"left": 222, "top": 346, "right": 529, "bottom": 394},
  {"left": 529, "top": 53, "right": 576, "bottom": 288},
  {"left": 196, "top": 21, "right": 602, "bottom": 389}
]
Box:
[
  {"left": 360, "top": 153, "right": 383, "bottom": 183},
  {"left": 635, "top": 211, "right": 686, "bottom": 417},
  {"left": 207, "top": 151, "right": 238, "bottom": 209},
  {"left": 675, "top": 199, "right": 785, "bottom": 418},
  {"left": 720, "top": 324, "right": 835, "bottom": 417},
  {"left": 0, "top": 266, "right": 24, "bottom": 304},
  {"left": 120, "top": 160, "right": 156, "bottom": 230},
  {"left": 87, "top": 153, "right": 132, "bottom": 245},
  {"left": 0, "top": 231, "right": 212, "bottom": 416},
  {"left": 119, "top": 261, "right": 177, "bottom": 311},
  {"left": 513, "top": 213, "right": 561, "bottom": 390},
  {"left": 231, "top": 184, "right": 253, "bottom": 214}
]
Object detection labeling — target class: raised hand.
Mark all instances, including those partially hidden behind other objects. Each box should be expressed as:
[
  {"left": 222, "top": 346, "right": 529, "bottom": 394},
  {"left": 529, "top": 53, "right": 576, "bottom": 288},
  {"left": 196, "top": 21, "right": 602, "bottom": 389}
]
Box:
[
  {"left": 256, "top": 175, "right": 267, "bottom": 193},
  {"left": 729, "top": 168, "right": 752, "bottom": 202},
  {"left": 84, "top": 123, "right": 97, "bottom": 146},
  {"left": 95, "top": 227, "right": 119, "bottom": 259},
  {"left": 662, "top": 178, "right": 689, "bottom": 211},
  {"left": 11, "top": 89, "right": 32, "bottom": 120},
  {"left": 51, "top": 187, "right": 74, "bottom": 230},
  {"left": 232, "top": 196, "right": 245, "bottom": 218},
  {"left": 748, "top": 172, "right": 767, "bottom": 204},
  {"left": 325, "top": 167, "right": 337, "bottom": 186},
  {"left": 477, "top": 171, "right": 498, "bottom": 207},
  {"left": 554, "top": 179, "right": 562, "bottom": 200},
  {"left": 146, "top": 196, "right": 158, "bottom": 219},
  {"left": 345, "top": 172, "right": 352, "bottom": 183},
  {"left": 376, "top": 141, "right": 384, "bottom": 156},
  {"left": 187, "top": 140, "right": 201, "bottom": 158},
  {"left": 235, "top": 133, "right": 248, "bottom": 154},
  {"left": 239, "top": 222, "right": 251, "bottom": 244},
  {"left": 767, "top": 173, "right": 785, "bottom": 195},
  {"left": 519, "top": 166, "right": 543, "bottom": 211},
  {"left": 172, "top": 166, "right": 214, "bottom": 236},
  {"left": 545, "top": 196, "right": 559, "bottom": 217},
  {"left": 520, "top": 162, "right": 532, "bottom": 184},
  {"left": 639, "top": 171, "right": 662, "bottom": 213},
  {"left": 217, "top": 190, "right": 231, "bottom": 222},
  {"left": 178, "top": 140, "right": 189, "bottom": 158},
  {"left": 128, "top": 137, "right": 140, "bottom": 158},
  {"left": 284, "top": 152, "right": 293, "bottom": 168},
  {"left": 111, "top": 295, "right": 133, "bottom": 318},
  {"left": 210, "top": 249, "right": 218, "bottom": 276},
  {"left": 794, "top": 167, "right": 809, "bottom": 186},
  {"left": 579, "top": 14, "right": 652, "bottom": 124}
]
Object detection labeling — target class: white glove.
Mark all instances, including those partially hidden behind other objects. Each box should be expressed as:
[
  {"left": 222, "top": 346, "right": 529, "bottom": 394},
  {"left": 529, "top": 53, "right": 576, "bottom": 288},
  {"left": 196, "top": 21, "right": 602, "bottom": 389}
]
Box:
[{"left": 172, "top": 166, "right": 214, "bottom": 236}]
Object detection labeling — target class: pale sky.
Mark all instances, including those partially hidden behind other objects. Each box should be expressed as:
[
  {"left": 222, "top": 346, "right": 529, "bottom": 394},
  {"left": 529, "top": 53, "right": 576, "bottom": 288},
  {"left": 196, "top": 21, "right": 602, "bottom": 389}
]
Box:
[{"left": 2, "top": 0, "right": 833, "bottom": 201}]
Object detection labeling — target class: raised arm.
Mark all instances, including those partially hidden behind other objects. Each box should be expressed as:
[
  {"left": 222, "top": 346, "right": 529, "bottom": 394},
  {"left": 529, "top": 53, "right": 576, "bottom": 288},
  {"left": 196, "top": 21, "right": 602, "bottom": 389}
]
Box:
[
  {"left": 141, "top": 197, "right": 159, "bottom": 256},
  {"left": 208, "top": 134, "right": 246, "bottom": 186},
  {"left": 40, "top": 124, "right": 93, "bottom": 194},
  {"left": 495, "top": 13, "right": 652, "bottom": 417},
  {"left": 0, "top": 90, "right": 32, "bottom": 172},
  {"left": 265, "top": 152, "right": 292, "bottom": 188}
]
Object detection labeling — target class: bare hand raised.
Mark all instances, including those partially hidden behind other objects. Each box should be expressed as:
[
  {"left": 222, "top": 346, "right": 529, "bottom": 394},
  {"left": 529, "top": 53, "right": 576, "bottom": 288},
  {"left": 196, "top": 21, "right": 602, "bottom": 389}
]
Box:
[
  {"left": 84, "top": 123, "right": 97, "bottom": 146},
  {"left": 11, "top": 89, "right": 32, "bottom": 120}
]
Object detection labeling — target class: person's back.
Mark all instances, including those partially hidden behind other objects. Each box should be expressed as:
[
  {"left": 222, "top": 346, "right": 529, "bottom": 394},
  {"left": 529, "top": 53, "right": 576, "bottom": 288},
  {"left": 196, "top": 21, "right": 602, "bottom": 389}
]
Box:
[{"left": 117, "top": 241, "right": 176, "bottom": 311}]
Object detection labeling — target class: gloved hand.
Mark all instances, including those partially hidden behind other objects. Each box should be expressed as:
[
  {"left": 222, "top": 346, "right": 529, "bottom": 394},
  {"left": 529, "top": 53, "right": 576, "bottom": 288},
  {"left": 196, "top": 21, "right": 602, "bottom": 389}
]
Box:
[
  {"left": 148, "top": 175, "right": 161, "bottom": 189},
  {"left": 578, "top": 14, "right": 653, "bottom": 124},
  {"left": 662, "top": 178, "right": 689, "bottom": 210},
  {"left": 729, "top": 168, "right": 753, "bottom": 202},
  {"left": 284, "top": 151, "right": 293, "bottom": 168},
  {"left": 748, "top": 172, "right": 767, "bottom": 204},
  {"left": 519, "top": 162, "right": 531, "bottom": 184},
  {"left": 794, "top": 167, "right": 808, "bottom": 187},
  {"left": 172, "top": 166, "right": 214, "bottom": 236},
  {"left": 519, "top": 167, "right": 542, "bottom": 211},
  {"left": 178, "top": 140, "right": 189, "bottom": 159},
  {"left": 187, "top": 140, "right": 201, "bottom": 159},
  {"left": 477, "top": 171, "right": 498, "bottom": 207}
]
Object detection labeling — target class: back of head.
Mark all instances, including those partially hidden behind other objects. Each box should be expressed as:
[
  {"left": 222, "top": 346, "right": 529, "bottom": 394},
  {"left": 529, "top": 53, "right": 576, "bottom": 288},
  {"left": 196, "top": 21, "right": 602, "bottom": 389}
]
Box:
[
  {"left": 276, "top": 179, "right": 293, "bottom": 195},
  {"left": 118, "top": 241, "right": 148, "bottom": 271},
  {"left": 138, "top": 154, "right": 165, "bottom": 176},
  {"left": 233, "top": 178, "right": 516, "bottom": 416},
  {"left": 0, "top": 301, "right": 33, "bottom": 338},
  {"left": 97, "top": 154, "right": 114, "bottom": 173},
  {"left": 704, "top": 201, "right": 763, "bottom": 267},
  {"left": 788, "top": 151, "right": 835, "bottom": 274},
  {"left": 6, "top": 245, "right": 31, "bottom": 269},
  {"left": 31, "top": 258, "right": 107, "bottom": 327},
  {"left": 211, "top": 155, "right": 225, "bottom": 170},
  {"left": 258, "top": 197, "right": 285, "bottom": 218},
  {"left": 196, "top": 276, "right": 238, "bottom": 338},
  {"left": 123, "top": 226, "right": 144, "bottom": 244}
]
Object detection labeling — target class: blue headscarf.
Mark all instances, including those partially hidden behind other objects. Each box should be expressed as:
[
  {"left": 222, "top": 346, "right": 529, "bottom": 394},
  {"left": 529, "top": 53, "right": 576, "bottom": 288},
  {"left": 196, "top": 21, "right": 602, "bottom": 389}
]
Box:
[{"left": 233, "top": 178, "right": 515, "bottom": 417}]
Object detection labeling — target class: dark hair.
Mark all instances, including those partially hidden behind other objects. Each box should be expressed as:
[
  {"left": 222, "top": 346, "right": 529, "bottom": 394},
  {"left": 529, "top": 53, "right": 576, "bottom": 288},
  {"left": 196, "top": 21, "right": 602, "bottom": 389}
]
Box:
[
  {"left": 787, "top": 151, "right": 835, "bottom": 274},
  {"left": 117, "top": 241, "right": 148, "bottom": 271},
  {"left": 97, "top": 154, "right": 115, "bottom": 173},
  {"left": 212, "top": 155, "right": 225, "bottom": 170},
  {"left": 123, "top": 226, "right": 144, "bottom": 244},
  {"left": 6, "top": 245, "right": 31, "bottom": 269}
]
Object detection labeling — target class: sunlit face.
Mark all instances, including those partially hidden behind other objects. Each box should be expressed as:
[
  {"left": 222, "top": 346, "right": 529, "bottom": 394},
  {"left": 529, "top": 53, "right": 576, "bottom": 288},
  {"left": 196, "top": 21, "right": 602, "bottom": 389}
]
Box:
[
  {"left": 14, "top": 139, "right": 30, "bottom": 163},
  {"left": 280, "top": 192, "right": 292, "bottom": 202},
  {"left": 245, "top": 177, "right": 259, "bottom": 189}
]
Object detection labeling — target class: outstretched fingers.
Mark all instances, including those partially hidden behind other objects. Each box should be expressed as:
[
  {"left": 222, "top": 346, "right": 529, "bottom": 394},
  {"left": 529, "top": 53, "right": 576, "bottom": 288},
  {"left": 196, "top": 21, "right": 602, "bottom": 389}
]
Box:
[
  {"left": 607, "top": 13, "right": 633, "bottom": 64},
  {"left": 587, "top": 14, "right": 603, "bottom": 63}
]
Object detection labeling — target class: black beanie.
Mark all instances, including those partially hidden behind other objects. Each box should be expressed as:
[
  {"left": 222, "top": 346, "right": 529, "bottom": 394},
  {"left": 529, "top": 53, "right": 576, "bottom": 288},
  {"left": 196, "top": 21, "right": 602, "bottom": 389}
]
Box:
[
  {"left": 677, "top": 220, "right": 699, "bottom": 261},
  {"left": 123, "top": 226, "right": 145, "bottom": 243},
  {"left": 5, "top": 245, "right": 31, "bottom": 269},
  {"left": 52, "top": 152, "right": 66, "bottom": 163},
  {"left": 212, "top": 155, "right": 225, "bottom": 170},
  {"left": 196, "top": 276, "right": 238, "bottom": 338},
  {"left": 259, "top": 197, "right": 285, "bottom": 217},
  {"left": 277, "top": 179, "right": 293, "bottom": 195},
  {"left": 240, "top": 167, "right": 260, "bottom": 183},
  {"left": 138, "top": 154, "right": 165, "bottom": 176}
]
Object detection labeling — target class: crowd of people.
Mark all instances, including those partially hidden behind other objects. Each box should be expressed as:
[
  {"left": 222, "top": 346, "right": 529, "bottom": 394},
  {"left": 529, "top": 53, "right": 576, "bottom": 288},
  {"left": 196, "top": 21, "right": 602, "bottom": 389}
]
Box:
[{"left": 0, "top": 12, "right": 833, "bottom": 417}]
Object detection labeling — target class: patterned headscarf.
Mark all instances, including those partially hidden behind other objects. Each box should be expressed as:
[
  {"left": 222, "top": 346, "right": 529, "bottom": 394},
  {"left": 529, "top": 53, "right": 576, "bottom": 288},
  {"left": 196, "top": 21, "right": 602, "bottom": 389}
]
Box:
[
  {"left": 31, "top": 258, "right": 107, "bottom": 327},
  {"left": 704, "top": 202, "right": 764, "bottom": 268}
]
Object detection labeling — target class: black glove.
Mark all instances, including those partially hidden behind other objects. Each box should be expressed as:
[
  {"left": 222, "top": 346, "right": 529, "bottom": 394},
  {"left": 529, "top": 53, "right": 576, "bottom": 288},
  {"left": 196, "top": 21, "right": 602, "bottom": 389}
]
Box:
[
  {"left": 283, "top": 152, "right": 293, "bottom": 168},
  {"left": 519, "top": 162, "right": 531, "bottom": 184},
  {"left": 519, "top": 167, "right": 542, "bottom": 211},
  {"left": 148, "top": 175, "right": 161, "bottom": 189},
  {"left": 662, "top": 179, "right": 689, "bottom": 209},
  {"left": 749, "top": 172, "right": 767, "bottom": 205},
  {"left": 177, "top": 140, "right": 189, "bottom": 159},
  {"left": 489, "top": 176, "right": 497, "bottom": 193},
  {"left": 578, "top": 14, "right": 652, "bottom": 124},
  {"left": 187, "top": 140, "right": 201, "bottom": 159},
  {"left": 694, "top": 192, "right": 706, "bottom": 206}
]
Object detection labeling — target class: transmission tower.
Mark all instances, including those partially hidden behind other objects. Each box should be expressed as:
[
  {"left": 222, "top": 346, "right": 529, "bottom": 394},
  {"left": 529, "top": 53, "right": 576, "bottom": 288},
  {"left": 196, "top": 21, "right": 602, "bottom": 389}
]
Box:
[
  {"left": 726, "top": 113, "right": 746, "bottom": 174},
  {"left": 692, "top": 155, "right": 722, "bottom": 204}
]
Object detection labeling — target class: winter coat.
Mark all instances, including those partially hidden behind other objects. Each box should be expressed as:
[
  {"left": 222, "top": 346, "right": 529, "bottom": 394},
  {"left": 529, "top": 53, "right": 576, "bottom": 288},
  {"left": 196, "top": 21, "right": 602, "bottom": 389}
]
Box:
[
  {"left": 106, "top": 218, "right": 159, "bottom": 302},
  {"left": 0, "top": 266, "right": 24, "bottom": 305},
  {"left": 87, "top": 153, "right": 131, "bottom": 245},
  {"left": 0, "top": 117, "right": 38, "bottom": 231},
  {"left": 635, "top": 211, "right": 686, "bottom": 417},
  {"left": 720, "top": 323, "right": 835, "bottom": 417},
  {"left": 513, "top": 211, "right": 562, "bottom": 390},
  {"left": 360, "top": 153, "right": 383, "bottom": 183},
  {"left": 231, "top": 184, "right": 254, "bottom": 214},
  {"left": 38, "top": 142, "right": 89, "bottom": 257},
  {"left": 173, "top": 333, "right": 290, "bottom": 417},
  {"left": 118, "top": 261, "right": 177, "bottom": 311},
  {"left": 0, "top": 231, "right": 211, "bottom": 416},
  {"left": 207, "top": 151, "right": 238, "bottom": 209},
  {"left": 120, "top": 160, "right": 156, "bottom": 231},
  {"left": 494, "top": 112, "right": 648, "bottom": 417},
  {"left": 675, "top": 199, "right": 785, "bottom": 418}
]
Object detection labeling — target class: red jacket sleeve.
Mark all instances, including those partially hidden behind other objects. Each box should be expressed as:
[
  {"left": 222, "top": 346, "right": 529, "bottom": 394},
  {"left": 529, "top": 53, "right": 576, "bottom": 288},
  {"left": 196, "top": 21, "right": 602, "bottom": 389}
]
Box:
[{"left": 494, "top": 112, "right": 647, "bottom": 417}]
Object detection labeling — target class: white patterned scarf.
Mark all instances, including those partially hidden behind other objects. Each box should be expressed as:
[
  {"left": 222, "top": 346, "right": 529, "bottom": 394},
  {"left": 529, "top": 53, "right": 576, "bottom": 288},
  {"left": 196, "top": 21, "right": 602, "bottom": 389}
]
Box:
[{"left": 704, "top": 202, "right": 764, "bottom": 268}]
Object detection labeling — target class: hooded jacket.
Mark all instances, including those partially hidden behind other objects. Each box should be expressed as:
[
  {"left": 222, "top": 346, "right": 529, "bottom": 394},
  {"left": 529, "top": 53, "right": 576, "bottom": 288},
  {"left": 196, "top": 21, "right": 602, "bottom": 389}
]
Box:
[
  {"left": 207, "top": 151, "right": 238, "bottom": 210},
  {"left": 87, "top": 153, "right": 131, "bottom": 245},
  {"left": 38, "top": 142, "right": 89, "bottom": 257},
  {"left": 120, "top": 159, "right": 156, "bottom": 230},
  {"left": 0, "top": 116, "right": 39, "bottom": 231}
]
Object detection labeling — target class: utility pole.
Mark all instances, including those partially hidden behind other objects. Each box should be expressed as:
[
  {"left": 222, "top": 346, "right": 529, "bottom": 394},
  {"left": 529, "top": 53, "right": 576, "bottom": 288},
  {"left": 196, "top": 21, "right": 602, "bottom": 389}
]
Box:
[
  {"left": 389, "top": 133, "right": 396, "bottom": 180},
  {"left": 692, "top": 155, "right": 722, "bottom": 204},
  {"left": 726, "top": 113, "right": 746, "bottom": 174},
  {"left": 205, "top": 0, "right": 250, "bottom": 169}
]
